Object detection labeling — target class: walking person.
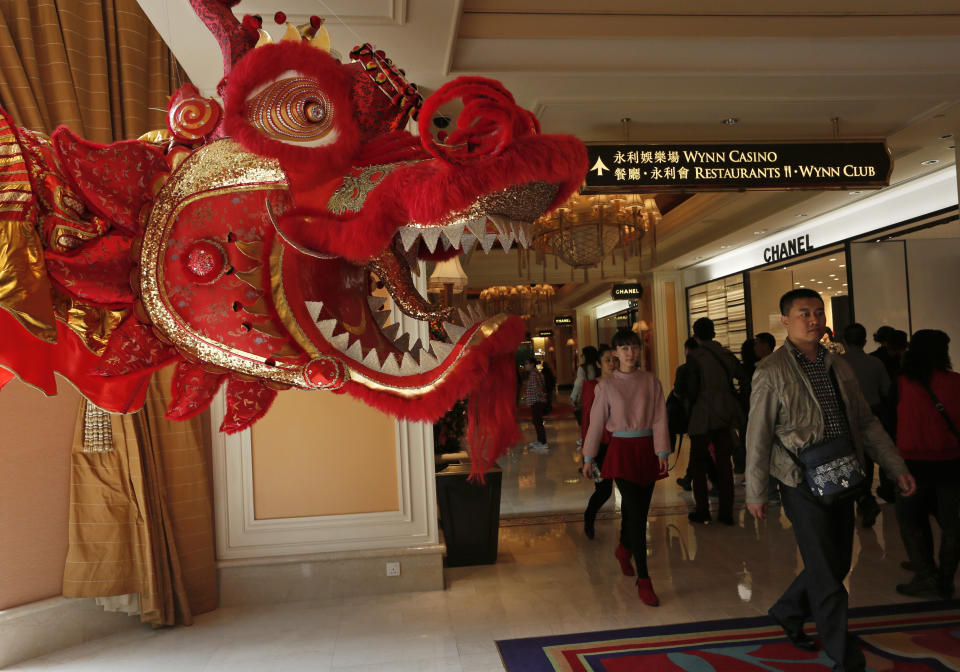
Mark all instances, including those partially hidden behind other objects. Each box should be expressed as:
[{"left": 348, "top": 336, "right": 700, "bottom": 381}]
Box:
[
  {"left": 894, "top": 329, "right": 960, "bottom": 600},
  {"left": 746, "top": 288, "right": 915, "bottom": 672},
  {"left": 523, "top": 358, "right": 549, "bottom": 452},
  {"left": 673, "top": 338, "right": 718, "bottom": 492},
  {"left": 841, "top": 322, "right": 891, "bottom": 527},
  {"left": 581, "top": 344, "right": 617, "bottom": 539},
  {"left": 570, "top": 346, "right": 600, "bottom": 428},
  {"left": 684, "top": 317, "right": 744, "bottom": 525},
  {"left": 582, "top": 329, "right": 670, "bottom": 606}
]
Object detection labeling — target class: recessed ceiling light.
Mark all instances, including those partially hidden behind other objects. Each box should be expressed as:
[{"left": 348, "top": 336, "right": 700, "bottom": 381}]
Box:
[
  {"left": 722, "top": 117, "right": 739, "bottom": 125},
  {"left": 795, "top": 213, "right": 807, "bottom": 217},
  {"left": 720, "top": 244, "right": 732, "bottom": 249},
  {"left": 795, "top": 282, "right": 800, "bottom": 285},
  {"left": 839, "top": 264, "right": 846, "bottom": 268},
  {"left": 940, "top": 134, "right": 953, "bottom": 140},
  {"left": 810, "top": 278, "right": 816, "bottom": 281},
  {"left": 827, "top": 286, "right": 832, "bottom": 289},
  {"left": 921, "top": 159, "right": 940, "bottom": 166},
  {"left": 829, "top": 258, "right": 837, "bottom": 261},
  {"left": 817, "top": 281, "right": 823, "bottom": 284},
  {"left": 753, "top": 230, "right": 766, "bottom": 235},
  {"left": 843, "top": 283, "right": 848, "bottom": 286},
  {"left": 849, "top": 191, "right": 862, "bottom": 195},
  {"left": 694, "top": 256, "right": 703, "bottom": 260}
]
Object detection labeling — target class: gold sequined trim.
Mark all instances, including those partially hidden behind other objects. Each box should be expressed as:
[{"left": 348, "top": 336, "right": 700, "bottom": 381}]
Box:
[{"left": 139, "top": 139, "right": 307, "bottom": 387}]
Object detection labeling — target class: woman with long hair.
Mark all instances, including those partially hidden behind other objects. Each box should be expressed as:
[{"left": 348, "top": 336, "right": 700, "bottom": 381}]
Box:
[
  {"left": 570, "top": 346, "right": 600, "bottom": 427},
  {"left": 581, "top": 344, "right": 618, "bottom": 539},
  {"left": 894, "top": 329, "right": 960, "bottom": 599},
  {"left": 581, "top": 329, "right": 670, "bottom": 606}
]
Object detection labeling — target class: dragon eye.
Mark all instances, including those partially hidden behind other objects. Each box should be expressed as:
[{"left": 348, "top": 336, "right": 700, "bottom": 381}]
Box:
[
  {"left": 246, "top": 77, "right": 334, "bottom": 143},
  {"left": 304, "top": 101, "right": 326, "bottom": 124}
]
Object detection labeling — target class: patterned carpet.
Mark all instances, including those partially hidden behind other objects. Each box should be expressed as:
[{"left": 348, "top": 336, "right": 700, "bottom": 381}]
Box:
[{"left": 497, "top": 600, "right": 960, "bottom": 671}]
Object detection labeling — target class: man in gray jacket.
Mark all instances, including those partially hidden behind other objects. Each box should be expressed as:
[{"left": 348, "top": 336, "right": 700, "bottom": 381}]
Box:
[{"left": 746, "top": 288, "right": 915, "bottom": 672}]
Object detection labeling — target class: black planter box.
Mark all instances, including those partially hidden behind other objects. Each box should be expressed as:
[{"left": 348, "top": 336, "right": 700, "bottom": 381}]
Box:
[{"left": 436, "top": 463, "right": 502, "bottom": 567}]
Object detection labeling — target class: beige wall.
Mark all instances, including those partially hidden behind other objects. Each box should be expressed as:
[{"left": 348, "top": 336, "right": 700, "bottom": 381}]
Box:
[
  {"left": 750, "top": 269, "right": 794, "bottom": 348},
  {"left": 251, "top": 389, "right": 400, "bottom": 520},
  {"left": 0, "top": 378, "right": 79, "bottom": 609}
]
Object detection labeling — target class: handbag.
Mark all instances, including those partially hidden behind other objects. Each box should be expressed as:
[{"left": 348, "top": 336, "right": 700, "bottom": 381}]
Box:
[
  {"left": 919, "top": 380, "right": 960, "bottom": 443},
  {"left": 781, "top": 436, "right": 867, "bottom": 505}
]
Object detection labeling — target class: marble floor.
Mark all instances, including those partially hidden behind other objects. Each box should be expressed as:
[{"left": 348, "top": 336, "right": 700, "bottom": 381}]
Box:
[
  {"left": 11, "top": 494, "right": 923, "bottom": 669},
  {"left": 10, "top": 413, "right": 928, "bottom": 671}
]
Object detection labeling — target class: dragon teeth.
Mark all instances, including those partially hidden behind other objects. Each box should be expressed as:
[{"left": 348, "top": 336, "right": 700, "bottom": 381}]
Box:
[
  {"left": 305, "top": 300, "right": 324, "bottom": 321},
  {"left": 373, "top": 310, "right": 390, "bottom": 327},
  {"left": 399, "top": 226, "right": 420, "bottom": 251},
  {"left": 431, "top": 339, "right": 454, "bottom": 361},
  {"left": 487, "top": 214, "right": 510, "bottom": 237},
  {"left": 465, "top": 217, "right": 486, "bottom": 240},
  {"left": 419, "top": 227, "right": 441, "bottom": 253},
  {"left": 460, "top": 235, "right": 478, "bottom": 255},
  {"left": 380, "top": 353, "right": 400, "bottom": 375},
  {"left": 362, "top": 348, "right": 381, "bottom": 370},
  {"left": 344, "top": 339, "right": 363, "bottom": 361},
  {"left": 479, "top": 233, "right": 498, "bottom": 254},
  {"left": 393, "top": 332, "right": 410, "bottom": 352},
  {"left": 418, "top": 350, "right": 439, "bottom": 370},
  {"left": 399, "top": 352, "right": 419, "bottom": 375},
  {"left": 443, "top": 321, "right": 466, "bottom": 342},
  {"left": 442, "top": 221, "right": 465, "bottom": 248},
  {"left": 367, "top": 295, "right": 386, "bottom": 312},
  {"left": 381, "top": 322, "right": 400, "bottom": 340},
  {"left": 316, "top": 318, "right": 337, "bottom": 339},
  {"left": 329, "top": 331, "right": 350, "bottom": 350}
]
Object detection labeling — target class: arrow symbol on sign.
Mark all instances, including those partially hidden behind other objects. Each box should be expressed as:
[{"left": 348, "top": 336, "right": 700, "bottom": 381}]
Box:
[{"left": 590, "top": 157, "right": 609, "bottom": 176}]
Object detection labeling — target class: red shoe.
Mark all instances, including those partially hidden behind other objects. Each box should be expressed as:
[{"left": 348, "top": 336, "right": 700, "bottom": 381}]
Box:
[
  {"left": 636, "top": 577, "right": 660, "bottom": 606},
  {"left": 615, "top": 543, "right": 635, "bottom": 576}
]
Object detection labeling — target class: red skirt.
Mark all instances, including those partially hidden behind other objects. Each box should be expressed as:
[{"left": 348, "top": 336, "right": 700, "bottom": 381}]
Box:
[{"left": 601, "top": 435, "right": 664, "bottom": 487}]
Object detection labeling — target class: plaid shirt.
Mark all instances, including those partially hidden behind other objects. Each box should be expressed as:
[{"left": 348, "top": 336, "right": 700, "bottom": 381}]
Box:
[
  {"left": 791, "top": 344, "right": 850, "bottom": 438},
  {"left": 525, "top": 369, "right": 546, "bottom": 406}
]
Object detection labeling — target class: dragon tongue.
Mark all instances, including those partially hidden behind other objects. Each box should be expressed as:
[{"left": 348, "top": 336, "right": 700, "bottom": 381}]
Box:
[{"left": 369, "top": 247, "right": 452, "bottom": 321}]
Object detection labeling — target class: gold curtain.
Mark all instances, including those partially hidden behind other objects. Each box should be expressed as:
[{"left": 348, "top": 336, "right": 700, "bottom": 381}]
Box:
[
  {"left": 63, "top": 366, "right": 217, "bottom": 626},
  {"left": 0, "top": 0, "right": 183, "bottom": 142}
]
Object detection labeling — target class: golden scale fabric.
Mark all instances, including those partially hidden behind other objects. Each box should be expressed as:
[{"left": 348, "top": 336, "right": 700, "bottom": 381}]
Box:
[{"left": 0, "top": 0, "right": 214, "bottom": 625}]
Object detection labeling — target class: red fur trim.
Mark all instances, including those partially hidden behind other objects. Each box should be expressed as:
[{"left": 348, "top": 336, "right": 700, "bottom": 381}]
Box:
[
  {"left": 223, "top": 42, "right": 360, "bottom": 189},
  {"left": 339, "top": 315, "right": 525, "bottom": 476},
  {"left": 418, "top": 77, "right": 538, "bottom": 165}
]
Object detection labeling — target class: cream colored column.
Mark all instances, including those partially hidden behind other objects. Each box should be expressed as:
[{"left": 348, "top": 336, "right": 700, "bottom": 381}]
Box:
[{"left": 651, "top": 270, "right": 687, "bottom": 391}]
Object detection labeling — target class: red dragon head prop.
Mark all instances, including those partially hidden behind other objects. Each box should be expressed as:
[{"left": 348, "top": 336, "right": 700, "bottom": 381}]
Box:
[{"left": 0, "top": 0, "right": 586, "bottom": 472}]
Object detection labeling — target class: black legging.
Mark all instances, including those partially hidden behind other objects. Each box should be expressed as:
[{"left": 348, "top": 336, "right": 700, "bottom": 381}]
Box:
[
  {"left": 585, "top": 443, "right": 612, "bottom": 523},
  {"left": 615, "top": 478, "right": 656, "bottom": 578}
]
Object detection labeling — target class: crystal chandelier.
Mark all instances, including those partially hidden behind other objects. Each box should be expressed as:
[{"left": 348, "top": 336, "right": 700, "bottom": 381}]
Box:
[
  {"left": 531, "top": 193, "right": 661, "bottom": 270},
  {"left": 479, "top": 283, "right": 555, "bottom": 317}
]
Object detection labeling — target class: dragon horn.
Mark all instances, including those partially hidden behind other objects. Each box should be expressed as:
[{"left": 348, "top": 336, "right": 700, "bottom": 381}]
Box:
[{"left": 188, "top": 0, "right": 259, "bottom": 76}]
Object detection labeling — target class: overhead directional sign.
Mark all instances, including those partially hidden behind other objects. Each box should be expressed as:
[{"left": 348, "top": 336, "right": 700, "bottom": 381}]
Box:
[{"left": 583, "top": 142, "right": 891, "bottom": 193}]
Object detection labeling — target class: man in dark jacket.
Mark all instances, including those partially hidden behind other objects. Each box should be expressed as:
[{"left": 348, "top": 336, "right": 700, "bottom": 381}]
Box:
[{"left": 684, "top": 317, "right": 744, "bottom": 525}]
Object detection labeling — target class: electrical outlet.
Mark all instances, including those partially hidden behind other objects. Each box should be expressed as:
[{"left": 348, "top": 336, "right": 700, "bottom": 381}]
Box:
[{"left": 386, "top": 561, "right": 401, "bottom": 577}]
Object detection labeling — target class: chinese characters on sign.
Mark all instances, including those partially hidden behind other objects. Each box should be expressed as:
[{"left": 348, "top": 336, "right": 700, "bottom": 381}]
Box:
[{"left": 584, "top": 143, "right": 891, "bottom": 192}]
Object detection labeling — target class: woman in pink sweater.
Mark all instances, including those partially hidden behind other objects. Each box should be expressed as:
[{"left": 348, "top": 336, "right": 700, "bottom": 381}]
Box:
[{"left": 581, "top": 329, "right": 671, "bottom": 606}]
